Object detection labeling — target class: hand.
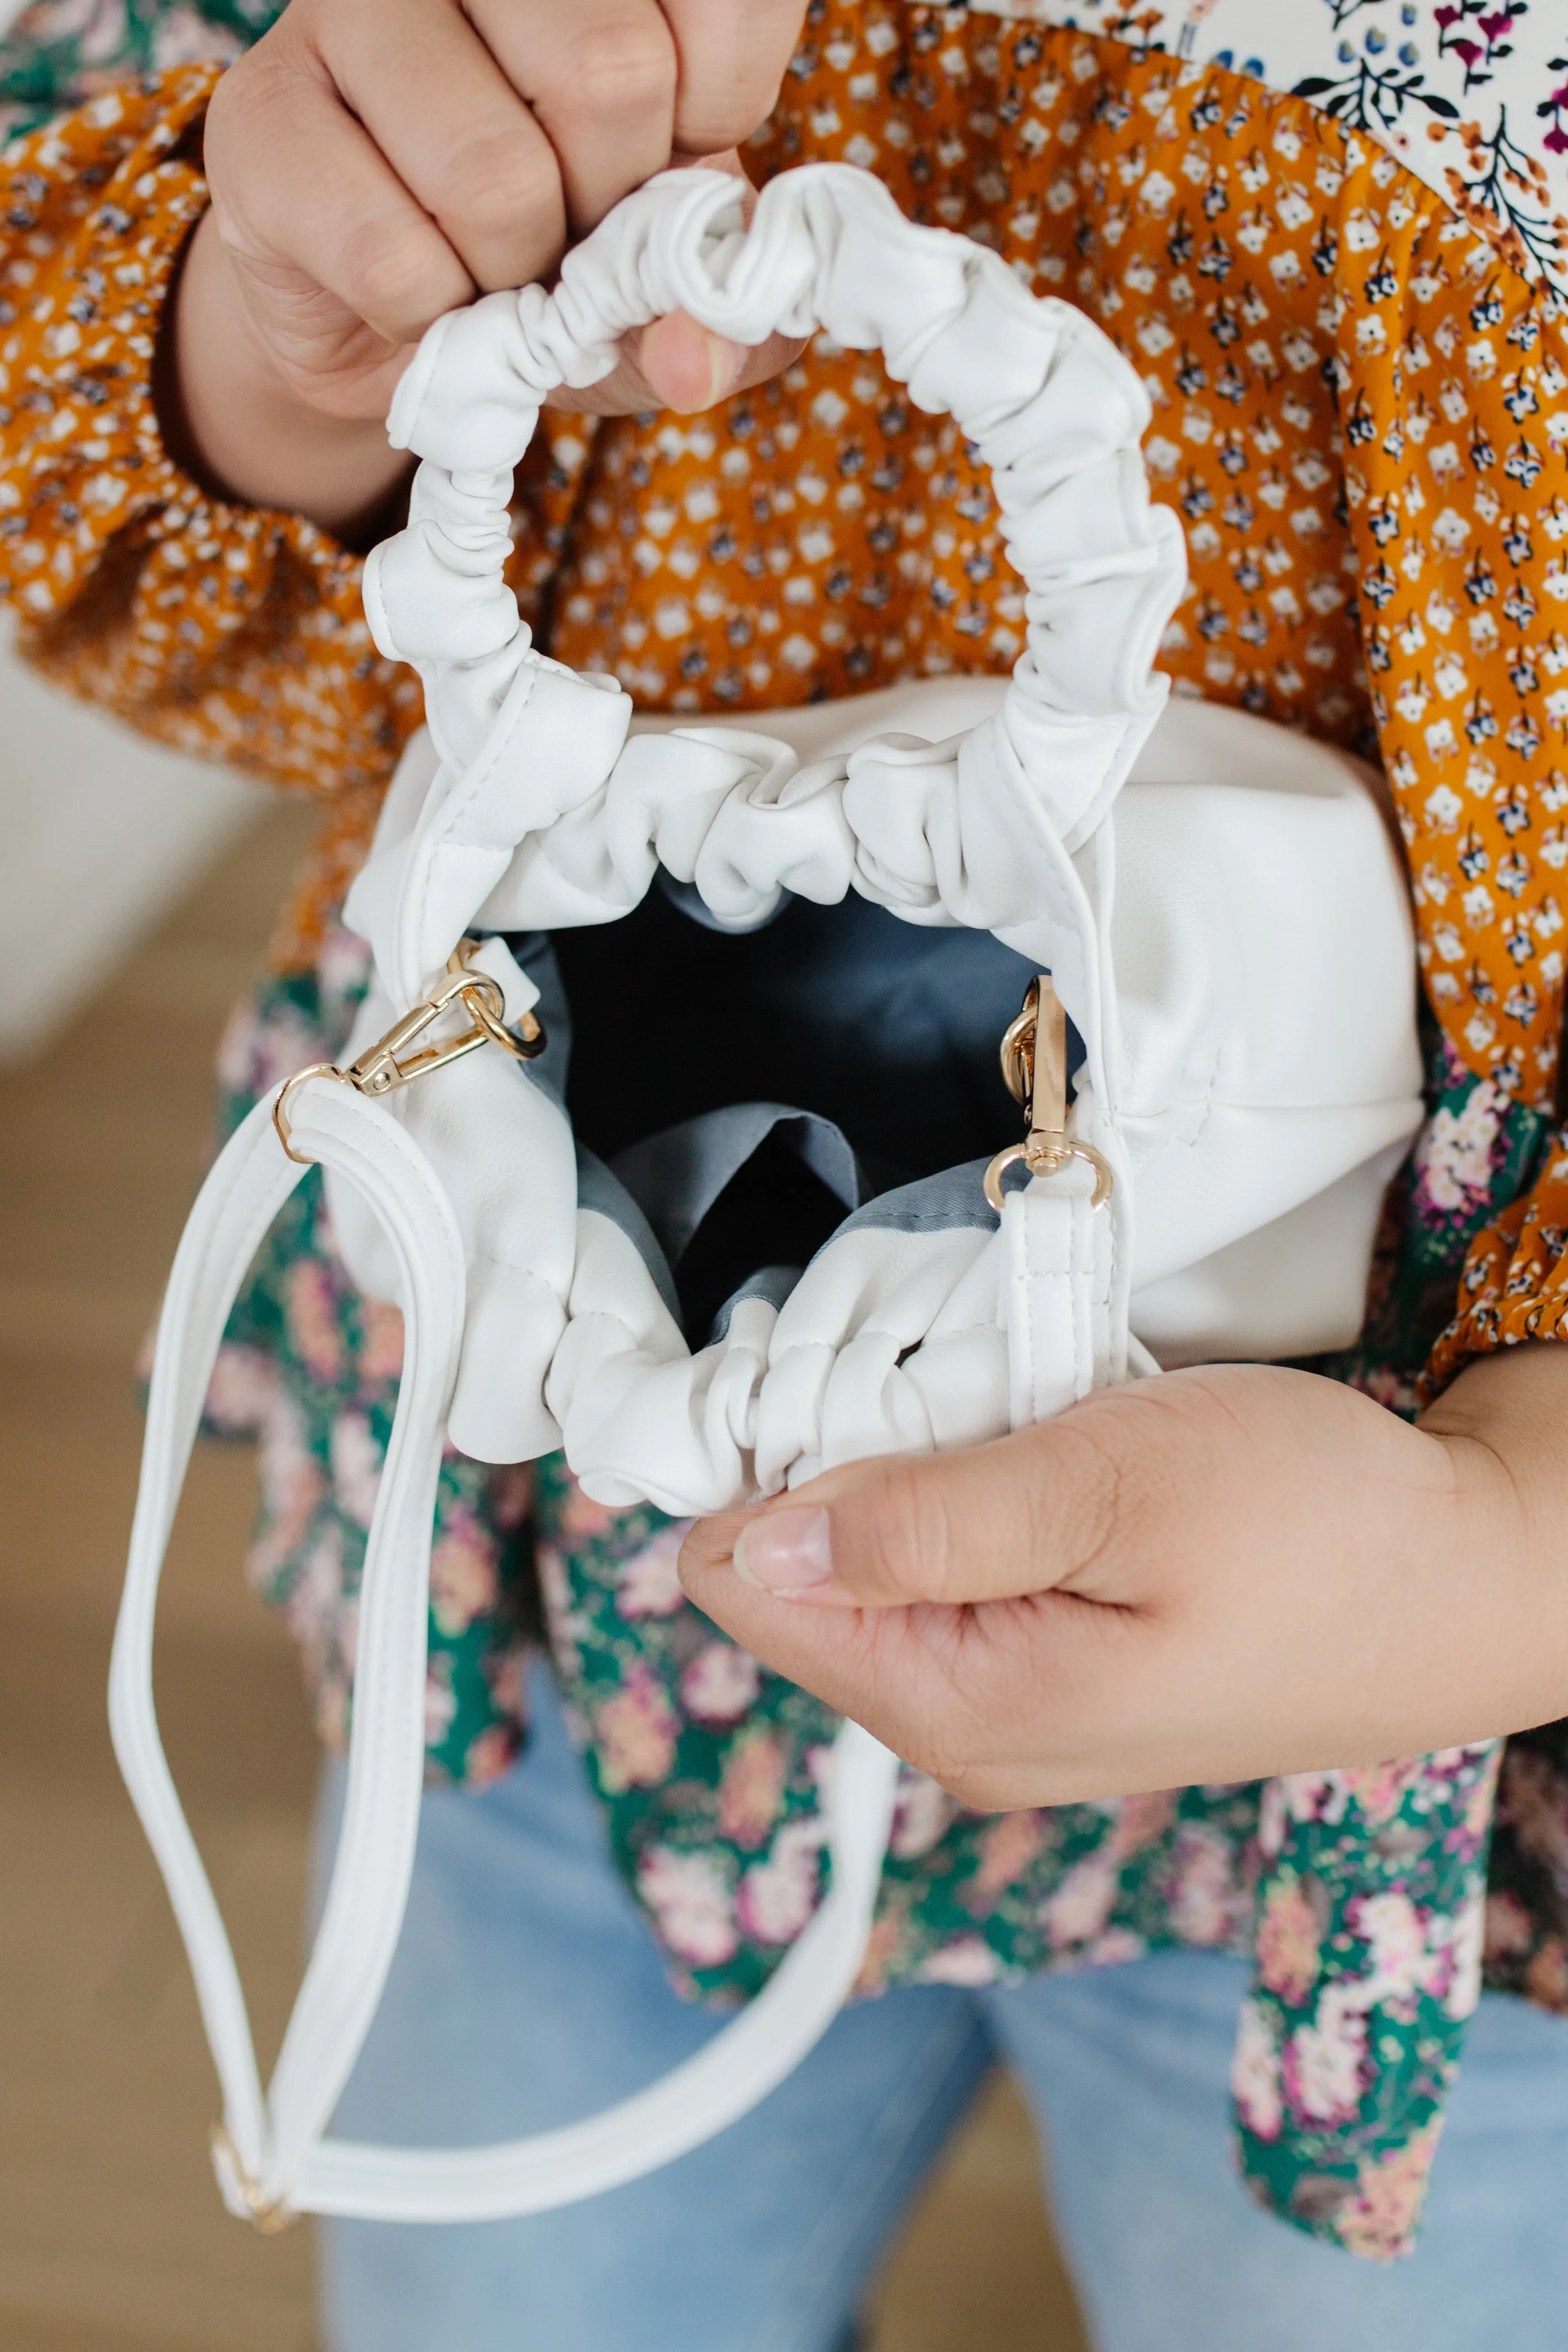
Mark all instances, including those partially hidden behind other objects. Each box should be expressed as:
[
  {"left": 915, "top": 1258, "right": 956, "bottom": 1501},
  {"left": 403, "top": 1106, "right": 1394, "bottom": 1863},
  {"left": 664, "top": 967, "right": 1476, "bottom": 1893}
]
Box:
[
  {"left": 678, "top": 1347, "right": 1568, "bottom": 1811},
  {"left": 167, "top": 0, "right": 809, "bottom": 533}
]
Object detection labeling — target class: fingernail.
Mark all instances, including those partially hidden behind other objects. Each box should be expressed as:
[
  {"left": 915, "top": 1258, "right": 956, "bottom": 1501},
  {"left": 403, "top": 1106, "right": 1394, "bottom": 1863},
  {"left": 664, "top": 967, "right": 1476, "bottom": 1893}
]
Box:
[
  {"left": 733, "top": 1507, "right": 832, "bottom": 1595},
  {"left": 702, "top": 329, "right": 743, "bottom": 407}
]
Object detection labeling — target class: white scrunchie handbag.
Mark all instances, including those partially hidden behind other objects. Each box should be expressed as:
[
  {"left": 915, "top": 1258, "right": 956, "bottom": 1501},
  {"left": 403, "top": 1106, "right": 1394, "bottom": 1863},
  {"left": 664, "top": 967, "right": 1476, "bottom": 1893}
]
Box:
[{"left": 111, "top": 164, "right": 1424, "bottom": 2230}]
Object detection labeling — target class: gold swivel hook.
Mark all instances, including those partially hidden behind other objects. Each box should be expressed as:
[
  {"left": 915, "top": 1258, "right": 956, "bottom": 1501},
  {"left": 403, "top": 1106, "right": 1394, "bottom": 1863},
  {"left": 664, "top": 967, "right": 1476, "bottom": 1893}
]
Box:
[
  {"left": 982, "top": 975, "right": 1113, "bottom": 1215},
  {"left": 272, "top": 939, "right": 546, "bottom": 1165}
]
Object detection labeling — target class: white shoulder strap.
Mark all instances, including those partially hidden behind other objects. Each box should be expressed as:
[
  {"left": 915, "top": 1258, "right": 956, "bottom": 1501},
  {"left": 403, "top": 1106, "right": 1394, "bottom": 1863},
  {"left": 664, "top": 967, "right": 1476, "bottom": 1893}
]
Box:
[{"left": 110, "top": 1066, "right": 900, "bottom": 2227}]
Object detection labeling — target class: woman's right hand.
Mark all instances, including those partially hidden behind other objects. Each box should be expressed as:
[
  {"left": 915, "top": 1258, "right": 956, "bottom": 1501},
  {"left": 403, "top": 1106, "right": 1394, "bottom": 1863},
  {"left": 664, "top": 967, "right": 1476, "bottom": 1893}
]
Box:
[{"left": 169, "top": 0, "right": 809, "bottom": 533}]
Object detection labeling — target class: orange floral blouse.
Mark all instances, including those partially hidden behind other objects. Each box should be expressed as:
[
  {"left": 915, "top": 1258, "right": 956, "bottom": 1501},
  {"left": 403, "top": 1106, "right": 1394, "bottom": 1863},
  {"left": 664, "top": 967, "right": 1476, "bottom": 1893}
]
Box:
[{"left": 4, "top": 20, "right": 1568, "bottom": 1386}]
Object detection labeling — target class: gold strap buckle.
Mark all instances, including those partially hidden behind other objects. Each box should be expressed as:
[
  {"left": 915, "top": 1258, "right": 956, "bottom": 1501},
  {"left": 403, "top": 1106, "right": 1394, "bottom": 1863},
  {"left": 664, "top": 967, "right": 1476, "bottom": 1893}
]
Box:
[
  {"left": 210, "top": 2124, "right": 297, "bottom": 2236},
  {"left": 273, "top": 939, "right": 545, "bottom": 1165},
  {"left": 983, "top": 975, "right": 1113, "bottom": 1215}
]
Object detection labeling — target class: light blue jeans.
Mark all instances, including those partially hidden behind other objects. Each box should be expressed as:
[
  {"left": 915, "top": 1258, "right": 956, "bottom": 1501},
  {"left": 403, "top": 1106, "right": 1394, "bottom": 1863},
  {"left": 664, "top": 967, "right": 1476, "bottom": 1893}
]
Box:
[{"left": 317, "top": 1667, "right": 1568, "bottom": 2352}]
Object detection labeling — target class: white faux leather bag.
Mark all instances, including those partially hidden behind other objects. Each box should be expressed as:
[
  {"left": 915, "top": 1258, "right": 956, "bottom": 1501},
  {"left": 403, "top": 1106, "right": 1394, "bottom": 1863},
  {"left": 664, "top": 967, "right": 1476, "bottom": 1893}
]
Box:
[{"left": 112, "top": 164, "right": 1423, "bottom": 2230}]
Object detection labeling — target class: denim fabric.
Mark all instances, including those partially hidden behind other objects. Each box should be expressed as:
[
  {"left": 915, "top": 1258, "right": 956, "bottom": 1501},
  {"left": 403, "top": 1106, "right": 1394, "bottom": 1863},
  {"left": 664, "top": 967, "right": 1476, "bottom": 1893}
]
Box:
[{"left": 317, "top": 1667, "right": 1568, "bottom": 2352}]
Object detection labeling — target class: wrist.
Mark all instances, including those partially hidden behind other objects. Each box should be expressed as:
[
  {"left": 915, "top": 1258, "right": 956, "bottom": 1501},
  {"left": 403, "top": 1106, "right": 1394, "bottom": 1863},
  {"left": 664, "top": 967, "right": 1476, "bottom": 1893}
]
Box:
[
  {"left": 1419, "top": 1345, "right": 1568, "bottom": 1736},
  {"left": 159, "top": 207, "right": 410, "bottom": 540}
]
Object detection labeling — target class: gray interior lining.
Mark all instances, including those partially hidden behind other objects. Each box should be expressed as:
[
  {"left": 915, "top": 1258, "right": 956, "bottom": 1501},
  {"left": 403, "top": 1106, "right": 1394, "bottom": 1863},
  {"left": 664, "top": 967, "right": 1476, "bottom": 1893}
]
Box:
[
  {"left": 611, "top": 1103, "right": 867, "bottom": 1269},
  {"left": 708, "top": 1262, "right": 806, "bottom": 1342},
  {"left": 830, "top": 1158, "right": 999, "bottom": 1238},
  {"left": 574, "top": 1146, "right": 683, "bottom": 1324}
]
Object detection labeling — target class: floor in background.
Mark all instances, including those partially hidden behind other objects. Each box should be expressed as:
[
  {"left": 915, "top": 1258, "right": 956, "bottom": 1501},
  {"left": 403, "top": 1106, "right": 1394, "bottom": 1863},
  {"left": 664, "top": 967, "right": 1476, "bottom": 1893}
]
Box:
[{"left": 0, "top": 802, "right": 1088, "bottom": 2352}]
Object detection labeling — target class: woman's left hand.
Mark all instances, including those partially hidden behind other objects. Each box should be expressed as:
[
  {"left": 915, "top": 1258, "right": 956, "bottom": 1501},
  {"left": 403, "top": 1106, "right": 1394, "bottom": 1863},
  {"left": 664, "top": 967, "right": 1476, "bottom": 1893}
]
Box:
[{"left": 678, "top": 1346, "right": 1568, "bottom": 1810}]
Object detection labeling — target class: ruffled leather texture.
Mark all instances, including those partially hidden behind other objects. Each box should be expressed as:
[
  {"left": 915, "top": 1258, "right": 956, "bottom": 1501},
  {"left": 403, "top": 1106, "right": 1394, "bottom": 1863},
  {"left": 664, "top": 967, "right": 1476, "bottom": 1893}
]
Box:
[{"left": 324, "top": 164, "right": 1419, "bottom": 1512}]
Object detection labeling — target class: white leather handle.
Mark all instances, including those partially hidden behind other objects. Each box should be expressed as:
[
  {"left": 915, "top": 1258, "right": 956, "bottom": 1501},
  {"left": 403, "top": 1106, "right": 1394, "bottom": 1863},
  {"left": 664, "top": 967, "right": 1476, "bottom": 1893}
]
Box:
[
  {"left": 360, "top": 161, "right": 1185, "bottom": 1021},
  {"left": 110, "top": 1074, "right": 900, "bottom": 2226}
]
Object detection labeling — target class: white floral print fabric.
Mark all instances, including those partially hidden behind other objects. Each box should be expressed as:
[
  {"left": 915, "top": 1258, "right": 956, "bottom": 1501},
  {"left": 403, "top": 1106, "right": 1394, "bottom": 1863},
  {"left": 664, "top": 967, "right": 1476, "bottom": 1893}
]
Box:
[{"left": 955, "top": 0, "right": 1568, "bottom": 304}]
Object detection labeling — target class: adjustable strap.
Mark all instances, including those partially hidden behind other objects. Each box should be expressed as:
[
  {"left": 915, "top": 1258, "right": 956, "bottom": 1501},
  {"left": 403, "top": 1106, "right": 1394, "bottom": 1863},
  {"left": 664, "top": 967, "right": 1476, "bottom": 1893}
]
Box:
[
  {"left": 986, "top": 974, "right": 1123, "bottom": 1424},
  {"left": 1002, "top": 1168, "right": 1117, "bottom": 1427},
  {"left": 110, "top": 1071, "right": 899, "bottom": 2228}
]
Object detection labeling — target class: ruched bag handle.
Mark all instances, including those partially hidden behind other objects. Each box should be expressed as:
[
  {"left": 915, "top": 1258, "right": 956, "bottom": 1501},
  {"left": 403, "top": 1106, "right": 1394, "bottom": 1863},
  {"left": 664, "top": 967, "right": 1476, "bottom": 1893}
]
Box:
[{"left": 358, "top": 163, "right": 1185, "bottom": 1025}]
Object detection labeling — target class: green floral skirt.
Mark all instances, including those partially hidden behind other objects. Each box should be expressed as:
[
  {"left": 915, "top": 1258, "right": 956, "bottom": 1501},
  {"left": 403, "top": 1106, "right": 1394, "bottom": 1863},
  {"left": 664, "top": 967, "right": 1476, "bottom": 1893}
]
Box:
[{"left": 200, "top": 924, "right": 1566, "bottom": 2260}]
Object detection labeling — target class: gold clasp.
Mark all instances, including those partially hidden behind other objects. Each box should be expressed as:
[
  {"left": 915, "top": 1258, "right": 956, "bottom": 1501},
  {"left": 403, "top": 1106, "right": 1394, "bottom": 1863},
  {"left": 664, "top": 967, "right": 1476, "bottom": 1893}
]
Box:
[
  {"left": 210, "top": 2125, "right": 297, "bottom": 2236},
  {"left": 983, "top": 975, "right": 1113, "bottom": 1214},
  {"left": 273, "top": 939, "right": 545, "bottom": 1165}
]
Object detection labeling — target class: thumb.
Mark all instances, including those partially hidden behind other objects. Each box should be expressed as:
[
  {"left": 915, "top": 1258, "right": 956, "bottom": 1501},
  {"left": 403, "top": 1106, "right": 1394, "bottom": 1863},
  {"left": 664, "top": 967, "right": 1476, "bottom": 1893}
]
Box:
[
  {"left": 634, "top": 309, "right": 802, "bottom": 412},
  {"left": 632, "top": 149, "right": 780, "bottom": 410},
  {"left": 547, "top": 309, "right": 804, "bottom": 418},
  {"left": 680, "top": 1417, "right": 1123, "bottom": 1614},
  {"left": 545, "top": 153, "right": 804, "bottom": 419}
]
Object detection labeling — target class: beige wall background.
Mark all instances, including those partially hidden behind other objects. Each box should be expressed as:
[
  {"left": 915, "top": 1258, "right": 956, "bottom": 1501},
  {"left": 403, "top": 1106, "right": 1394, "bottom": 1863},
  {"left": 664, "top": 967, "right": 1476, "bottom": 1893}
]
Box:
[{"left": 0, "top": 625, "right": 260, "bottom": 1063}]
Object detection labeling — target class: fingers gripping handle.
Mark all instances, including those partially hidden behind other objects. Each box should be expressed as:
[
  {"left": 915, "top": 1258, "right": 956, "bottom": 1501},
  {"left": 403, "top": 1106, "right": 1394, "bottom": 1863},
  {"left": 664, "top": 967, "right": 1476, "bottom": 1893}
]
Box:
[{"left": 384, "top": 163, "right": 1131, "bottom": 474}]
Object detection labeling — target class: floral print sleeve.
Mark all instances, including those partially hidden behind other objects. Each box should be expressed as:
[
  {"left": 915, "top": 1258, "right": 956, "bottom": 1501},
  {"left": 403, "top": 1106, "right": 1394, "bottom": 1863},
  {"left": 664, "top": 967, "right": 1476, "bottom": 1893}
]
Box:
[
  {"left": 1317, "top": 123, "right": 1568, "bottom": 1389},
  {"left": 1424, "top": 1124, "right": 1568, "bottom": 1380},
  {"left": 0, "top": 66, "right": 423, "bottom": 804},
  {"left": 1332, "top": 193, "right": 1568, "bottom": 1125},
  {"left": 0, "top": 58, "right": 600, "bottom": 959},
  {"left": 0, "top": 0, "right": 253, "bottom": 142}
]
